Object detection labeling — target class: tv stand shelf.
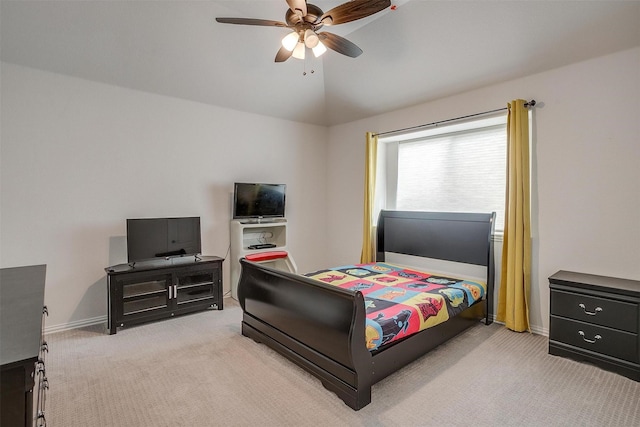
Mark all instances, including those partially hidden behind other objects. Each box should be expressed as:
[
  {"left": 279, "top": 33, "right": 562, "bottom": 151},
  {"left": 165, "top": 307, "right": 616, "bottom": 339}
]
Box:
[
  {"left": 230, "top": 220, "right": 293, "bottom": 299},
  {"left": 106, "top": 256, "right": 223, "bottom": 334}
]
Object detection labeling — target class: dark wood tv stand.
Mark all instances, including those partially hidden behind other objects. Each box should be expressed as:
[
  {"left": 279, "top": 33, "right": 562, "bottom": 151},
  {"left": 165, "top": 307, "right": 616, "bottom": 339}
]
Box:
[{"left": 106, "top": 256, "right": 223, "bottom": 335}]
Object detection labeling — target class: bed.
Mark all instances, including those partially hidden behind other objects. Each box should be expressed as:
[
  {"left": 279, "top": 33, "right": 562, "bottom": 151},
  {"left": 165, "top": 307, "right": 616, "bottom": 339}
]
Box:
[{"left": 237, "top": 210, "right": 496, "bottom": 410}]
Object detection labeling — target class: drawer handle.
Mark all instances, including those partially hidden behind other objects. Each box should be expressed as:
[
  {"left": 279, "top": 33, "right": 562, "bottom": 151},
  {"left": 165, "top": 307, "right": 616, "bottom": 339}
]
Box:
[
  {"left": 37, "top": 411, "right": 47, "bottom": 427},
  {"left": 578, "top": 303, "right": 603, "bottom": 316},
  {"left": 36, "top": 359, "right": 46, "bottom": 376},
  {"left": 578, "top": 330, "right": 602, "bottom": 344}
]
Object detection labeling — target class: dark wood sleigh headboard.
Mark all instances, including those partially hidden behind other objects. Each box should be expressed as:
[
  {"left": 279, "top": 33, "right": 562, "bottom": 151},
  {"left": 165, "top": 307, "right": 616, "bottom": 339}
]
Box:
[
  {"left": 376, "top": 210, "right": 495, "bottom": 266},
  {"left": 376, "top": 210, "right": 496, "bottom": 322}
]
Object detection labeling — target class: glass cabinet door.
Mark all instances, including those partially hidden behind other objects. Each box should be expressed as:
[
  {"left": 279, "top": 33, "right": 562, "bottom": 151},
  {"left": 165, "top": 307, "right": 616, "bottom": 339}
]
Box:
[
  {"left": 120, "top": 274, "right": 171, "bottom": 316},
  {"left": 175, "top": 270, "right": 216, "bottom": 305}
]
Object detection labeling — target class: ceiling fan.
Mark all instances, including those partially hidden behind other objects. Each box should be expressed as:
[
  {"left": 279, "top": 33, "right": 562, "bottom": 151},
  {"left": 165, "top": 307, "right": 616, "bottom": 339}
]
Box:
[{"left": 215, "top": 0, "right": 391, "bottom": 62}]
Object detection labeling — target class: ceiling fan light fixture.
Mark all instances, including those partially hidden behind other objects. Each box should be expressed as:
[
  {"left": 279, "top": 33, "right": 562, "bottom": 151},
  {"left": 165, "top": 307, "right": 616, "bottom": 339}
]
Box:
[
  {"left": 304, "top": 29, "right": 319, "bottom": 48},
  {"left": 292, "top": 42, "right": 306, "bottom": 59},
  {"left": 217, "top": 0, "right": 391, "bottom": 63},
  {"left": 282, "top": 31, "right": 299, "bottom": 51},
  {"left": 312, "top": 41, "right": 327, "bottom": 58}
]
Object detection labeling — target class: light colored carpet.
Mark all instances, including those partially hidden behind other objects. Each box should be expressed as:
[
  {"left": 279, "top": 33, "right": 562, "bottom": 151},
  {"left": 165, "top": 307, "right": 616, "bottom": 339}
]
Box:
[{"left": 45, "top": 298, "right": 640, "bottom": 426}]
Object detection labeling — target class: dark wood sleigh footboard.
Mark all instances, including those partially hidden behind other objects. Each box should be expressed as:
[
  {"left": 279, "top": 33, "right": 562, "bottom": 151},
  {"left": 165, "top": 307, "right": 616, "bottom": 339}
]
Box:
[
  {"left": 237, "top": 210, "right": 495, "bottom": 410},
  {"left": 238, "top": 260, "right": 373, "bottom": 409}
]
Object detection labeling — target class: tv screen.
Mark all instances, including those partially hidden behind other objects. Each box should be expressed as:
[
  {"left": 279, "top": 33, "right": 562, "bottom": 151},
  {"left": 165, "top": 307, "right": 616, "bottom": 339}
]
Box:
[
  {"left": 126, "top": 217, "right": 201, "bottom": 263},
  {"left": 233, "top": 183, "right": 286, "bottom": 220}
]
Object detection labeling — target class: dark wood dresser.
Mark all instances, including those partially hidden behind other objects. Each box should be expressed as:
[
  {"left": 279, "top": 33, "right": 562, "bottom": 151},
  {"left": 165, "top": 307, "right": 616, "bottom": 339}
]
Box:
[
  {"left": 549, "top": 270, "right": 639, "bottom": 381},
  {"left": 1, "top": 265, "right": 48, "bottom": 427}
]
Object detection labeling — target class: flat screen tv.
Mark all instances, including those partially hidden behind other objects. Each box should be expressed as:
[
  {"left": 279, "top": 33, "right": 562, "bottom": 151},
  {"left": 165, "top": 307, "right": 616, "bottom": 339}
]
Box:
[
  {"left": 233, "top": 183, "right": 286, "bottom": 220},
  {"left": 126, "top": 217, "right": 201, "bottom": 263}
]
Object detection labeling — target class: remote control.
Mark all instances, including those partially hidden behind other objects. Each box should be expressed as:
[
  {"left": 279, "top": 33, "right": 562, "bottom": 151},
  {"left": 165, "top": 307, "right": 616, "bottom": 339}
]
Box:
[{"left": 248, "top": 243, "right": 277, "bottom": 249}]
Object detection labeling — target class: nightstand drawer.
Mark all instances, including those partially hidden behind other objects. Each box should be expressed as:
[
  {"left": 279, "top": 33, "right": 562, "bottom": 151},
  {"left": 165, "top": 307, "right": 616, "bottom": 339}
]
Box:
[
  {"left": 550, "top": 289, "right": 638, "bottom": 333},
  {"left": 550, "top": 316, "right": 638, "bottom": 363}
]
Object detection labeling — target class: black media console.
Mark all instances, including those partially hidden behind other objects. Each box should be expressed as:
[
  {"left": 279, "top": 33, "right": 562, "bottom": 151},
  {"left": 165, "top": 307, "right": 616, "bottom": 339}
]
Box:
[{"left": 106, "top": 256, "right": 223, "bottom": 335}]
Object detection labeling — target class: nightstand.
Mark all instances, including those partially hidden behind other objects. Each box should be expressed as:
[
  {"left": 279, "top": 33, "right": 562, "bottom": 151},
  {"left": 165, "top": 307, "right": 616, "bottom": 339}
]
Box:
[{"left": 549, "top": 270, "right": 640, "bottom": 381}]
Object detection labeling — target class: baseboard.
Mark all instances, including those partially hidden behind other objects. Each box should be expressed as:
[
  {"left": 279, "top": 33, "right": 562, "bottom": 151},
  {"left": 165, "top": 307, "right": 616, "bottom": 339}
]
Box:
[
  {"left": 490, "top": 315, "right": 548, "bottom": 336},
  {"left": 45, "top": 297, "right": 236, "bottom": 334},
  {"left": 45, "top": 315, "right": 107, "bottom": 335},
  {"left": 530, "top": 323, "right": 548, "bottom": 336},
  {"left": 44, "top": 309, "right": 548, "bottom": 337}
]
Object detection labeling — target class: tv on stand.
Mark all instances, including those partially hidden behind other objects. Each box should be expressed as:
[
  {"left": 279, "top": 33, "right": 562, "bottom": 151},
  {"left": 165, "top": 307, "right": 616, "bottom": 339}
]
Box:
[
  {"left": 233, "top": 183, "right": 286, "bottom": 223},
  {"left": 126, "top": 216, "right": 202, "bottom": 267}
]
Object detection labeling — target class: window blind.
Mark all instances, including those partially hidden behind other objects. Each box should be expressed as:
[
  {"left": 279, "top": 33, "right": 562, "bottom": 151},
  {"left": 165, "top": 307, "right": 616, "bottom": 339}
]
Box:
[{"left": 396, "top": 123, "right": 506, "bottom": 230}]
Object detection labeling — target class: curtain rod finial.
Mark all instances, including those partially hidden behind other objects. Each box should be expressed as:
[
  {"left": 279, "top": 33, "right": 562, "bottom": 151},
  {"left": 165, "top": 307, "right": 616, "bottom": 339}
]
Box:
[{"left": 525, "top": 100, "right": 536, "bottom": 108}]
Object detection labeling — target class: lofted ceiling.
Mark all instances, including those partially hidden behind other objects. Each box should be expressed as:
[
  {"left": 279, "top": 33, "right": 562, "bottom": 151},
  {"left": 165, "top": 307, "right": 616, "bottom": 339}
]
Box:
[{"left": 1, "top": 1, "right": 639, "bottom": 126}]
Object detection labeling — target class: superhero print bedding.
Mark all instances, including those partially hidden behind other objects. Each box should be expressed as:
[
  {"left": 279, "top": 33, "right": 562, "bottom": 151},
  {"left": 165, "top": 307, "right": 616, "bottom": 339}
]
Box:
[{"left": 305, "top": 263, "right": 486, "bottom": 351}]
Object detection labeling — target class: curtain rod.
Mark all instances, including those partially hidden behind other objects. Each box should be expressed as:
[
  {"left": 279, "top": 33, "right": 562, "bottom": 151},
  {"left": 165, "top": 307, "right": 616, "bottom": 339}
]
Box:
[{"left": 373, "top": 100, "right": 537, "bottom": 137}]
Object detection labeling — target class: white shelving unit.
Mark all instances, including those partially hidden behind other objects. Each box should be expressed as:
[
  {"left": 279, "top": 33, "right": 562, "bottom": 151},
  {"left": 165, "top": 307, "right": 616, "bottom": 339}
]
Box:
[{"left": 229, "top": 219, "right": 296, "bottom": 299}]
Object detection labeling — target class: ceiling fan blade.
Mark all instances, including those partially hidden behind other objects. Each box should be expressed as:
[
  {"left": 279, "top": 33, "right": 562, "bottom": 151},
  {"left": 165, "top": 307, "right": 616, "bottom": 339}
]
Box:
[
  {"left": 215, "top": 18, "right": 288, "bottom": 28},
  {"left": 286, "top": 0, "right": 307, "bottom": 17},
  {"left": 318, "top": 32, "right": 363, "bottom": 58},
  {"left": 275, "top": 46, "right": 294, "bottom": 63},
  {"left": 319, "top": 0, "right": 391, "bottom": 26}
]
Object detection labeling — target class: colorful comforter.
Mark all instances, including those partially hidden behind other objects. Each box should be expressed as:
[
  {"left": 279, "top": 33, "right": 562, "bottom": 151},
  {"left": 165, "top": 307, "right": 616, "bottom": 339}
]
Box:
[{"left": 305, "top": 263, "right": 486, "bottom": 351}]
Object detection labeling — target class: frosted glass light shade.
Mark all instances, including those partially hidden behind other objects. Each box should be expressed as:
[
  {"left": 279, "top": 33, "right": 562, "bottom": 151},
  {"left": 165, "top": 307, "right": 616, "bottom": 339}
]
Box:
[
  {"left": 304, "top": 29, "right": 319, "bottom": 48},
  {"left": 312, "top": 41, "right": 327, "bottom": 57},
  {"left": 292, "top": 42, "right": 305, "bottom": 59},
  {"left": 282, "top": 32, "right": 299, "bottom": 51}
]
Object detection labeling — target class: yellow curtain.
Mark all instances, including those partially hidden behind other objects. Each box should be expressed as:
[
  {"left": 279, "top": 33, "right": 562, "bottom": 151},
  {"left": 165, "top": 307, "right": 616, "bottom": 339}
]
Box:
[
  {"left": 360, "top": 132, "right": 378, "bottom": 263},
  {"left": 497, "top": 99, "right": 531, "bottom": 332}
]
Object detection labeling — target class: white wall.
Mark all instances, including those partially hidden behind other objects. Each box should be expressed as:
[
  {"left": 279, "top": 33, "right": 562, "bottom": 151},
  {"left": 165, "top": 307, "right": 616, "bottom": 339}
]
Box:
[
  {"left": 325, "top": 47, "right": 640, "bottom": 335},
  {"left": 3, "top": 47, "right": 639, "bottom": 335},
  {"left": 1, "top": 63, "right": 328, "bottom": 330}
]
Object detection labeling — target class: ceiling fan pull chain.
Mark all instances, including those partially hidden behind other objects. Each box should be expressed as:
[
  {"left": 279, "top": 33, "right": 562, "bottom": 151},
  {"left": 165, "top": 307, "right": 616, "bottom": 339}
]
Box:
[{"left": 302, "top": 55, "right": 315, "bottom": 76}]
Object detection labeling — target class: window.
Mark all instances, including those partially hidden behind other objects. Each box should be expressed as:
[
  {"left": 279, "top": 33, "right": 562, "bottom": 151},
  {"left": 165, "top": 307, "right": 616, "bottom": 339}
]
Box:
[{"left": 378, "top": 115, "right": 507, "bottom": 231}]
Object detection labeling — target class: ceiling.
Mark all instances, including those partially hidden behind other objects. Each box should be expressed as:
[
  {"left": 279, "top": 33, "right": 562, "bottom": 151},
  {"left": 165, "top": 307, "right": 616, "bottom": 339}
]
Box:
[{"left": 2, "top": 1, "right": 639, "bottom": 126}]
